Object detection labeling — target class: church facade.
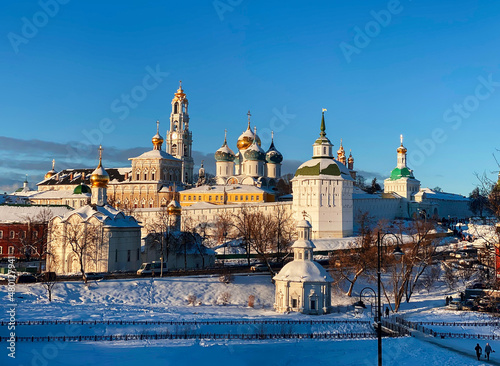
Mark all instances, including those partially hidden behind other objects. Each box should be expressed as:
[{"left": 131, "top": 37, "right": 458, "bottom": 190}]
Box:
[{"left": 35, "top": 83, "right": 194, "bottom": 209}]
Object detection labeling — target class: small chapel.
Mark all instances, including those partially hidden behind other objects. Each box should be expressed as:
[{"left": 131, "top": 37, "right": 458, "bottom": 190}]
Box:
[{"left": 274, "top": 217, "right": 333, "bottom": 315}]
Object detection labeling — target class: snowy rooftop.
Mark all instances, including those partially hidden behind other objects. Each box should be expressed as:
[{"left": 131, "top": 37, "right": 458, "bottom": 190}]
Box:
[
  {"left": 0, "top": 205, "right": 73, "bottom": 223},
  {"left": 130, "top": 149, "right": 180, "bottom": 161},
  {"left": 274, "top": 260, "right": 333, "bottom": 282},
  {"left": 416, "top": 188, "right": 469, "bottom": 201},
  {"left": 57, "top": 204, "right": 140, "bottom": 228}
]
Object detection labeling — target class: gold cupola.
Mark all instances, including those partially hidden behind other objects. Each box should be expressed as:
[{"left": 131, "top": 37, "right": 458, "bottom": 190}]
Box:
[
  {"left": 90, "top": 145, "right": 110, "bottom": 188},
  {"left": 152, "top": 120, "right": 164, "bottom": 150},
  {"left": 173, "top": 80, "right": 187, "bottom": 102},
  {"left": 44, "top": 159, "right": 57, "bottom": 179},
  {"left": 337, "top": 138, "right": 346, "bottom": 165},
  {"left": 397, "top": 134, "right": 407, "bottom": 154},
  {"left": 236, "top": 110, "right": 261, "bottom": 150}
]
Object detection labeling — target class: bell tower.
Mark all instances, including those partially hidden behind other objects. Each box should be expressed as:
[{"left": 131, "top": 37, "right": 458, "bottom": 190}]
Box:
[{"left": 166, "top": 81, "right": 194, "bottom": 185}]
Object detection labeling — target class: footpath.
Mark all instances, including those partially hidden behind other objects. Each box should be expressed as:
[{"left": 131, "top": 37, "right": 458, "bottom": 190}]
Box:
[{"left": 384, "top": 316, "right": 500, "bottom": 365}]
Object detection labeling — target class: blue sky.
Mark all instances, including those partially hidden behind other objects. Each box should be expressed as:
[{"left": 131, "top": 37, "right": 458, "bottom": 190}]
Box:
[{"left": 1, "top": 0, "right": 499, "bottom": 195}]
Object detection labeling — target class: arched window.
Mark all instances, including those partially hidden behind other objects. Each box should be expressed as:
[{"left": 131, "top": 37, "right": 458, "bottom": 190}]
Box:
[
  {"left": 171, "top": 144, "right": 177, "bottom": 155},
  {"left": 174, "top": 103, "right": 179, "bottom": 114},
  {"left": 136, "top": 170, "right": 140, "bottom": 181}
]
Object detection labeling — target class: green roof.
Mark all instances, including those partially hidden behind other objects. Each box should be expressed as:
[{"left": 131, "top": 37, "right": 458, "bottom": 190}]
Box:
[
  {"left": 389, "top": 167, "right": 414, "bottom": 180},
  {"left": 73, "top": 184, "right": 91, "bottom": 194},
  {"left": 295, "top": 162, "right": 341, "bottom": 177}
]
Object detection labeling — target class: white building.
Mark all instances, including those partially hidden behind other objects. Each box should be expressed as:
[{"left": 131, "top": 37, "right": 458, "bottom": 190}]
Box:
[
  {"left": 274, "top": 218, "right": 333, "bottom": 314},
  {"left": 292, "top": 110, "right": 354, "bottom": 238},
  {"left": 47, "top": 147, "right": 142, "bottom": 275}
]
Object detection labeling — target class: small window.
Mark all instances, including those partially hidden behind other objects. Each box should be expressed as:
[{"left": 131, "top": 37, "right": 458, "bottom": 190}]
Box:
[
  {"left": 151, "top": 172, "right": 155, "bottom": 181},
  {"left": 198, "top": 196, "right": 202, "bottom": 200},
  {"left": 0, "top": 247, "right": 2, "bottom": 254},
  {"left": 292, "top": 298, "right": 298, "bottom": 308},
  {"left": 20, "top": 231, "right": 26, "bottom": 239},
  {"left": 298, "top": 252, "right": 302, "bottom": 260},
  {"left": 8, "top": 246, "right": 14, "bottom": 255},
  {"left": 235, "top": 196, "right": 238, "bottom": 201},
  {"left": 215, "top": 195, "right": 219, "bottom": 201},
  {"left": 188, "top": 196, "right": 191, "bottom": 201},
  {"left": 115, "top": 249, "right": 118, "bottom": 262},
  {"left": 209, "top": 196, "right": 212, "bottom": 201},
  {"left": 310, "top": 299, "right": 316, "bottom": 310},
  {"left": 0, "top": 231, "right": 3, "bottom": 239},
  {"left": 245, "top": 196, "right": 248, "bottom": 201},
  {"left": 10, "top": 231, "right": 15, "bottom": 239},
  {"left": 127, "top": 250, "right": 131, "bottom": 262}
]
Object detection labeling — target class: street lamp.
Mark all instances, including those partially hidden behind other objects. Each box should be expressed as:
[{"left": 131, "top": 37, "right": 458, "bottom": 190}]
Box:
[
  {"left": 354, "top": 287, "right": 377, "bottom": 319},
  {"left": 222, "top": 231, "right": 228, "bottom": 267},
  {"left": 375, "top": 231, "right": 404, "bottom": 366}
]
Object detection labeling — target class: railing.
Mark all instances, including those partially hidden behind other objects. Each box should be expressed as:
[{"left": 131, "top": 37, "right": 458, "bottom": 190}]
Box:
[
  {"left": 0, "top": 332, "right": 377, "bottom": 343},
  {"left": 1, "top": 319, "right": 370, "bottom": 327}
]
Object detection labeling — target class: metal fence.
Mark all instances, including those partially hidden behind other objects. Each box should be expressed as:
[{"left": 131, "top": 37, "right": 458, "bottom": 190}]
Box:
[
  {"left": 2, "top": 319, "right": 370, "bottom": 327},
  {"left": 0, "top": 332, "right": 377, "bottom": 343}
]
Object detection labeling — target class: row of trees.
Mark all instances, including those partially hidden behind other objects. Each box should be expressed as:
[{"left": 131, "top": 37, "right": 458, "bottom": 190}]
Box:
[{"left": 330, "top": 214, "right": 439, "bottom": 312}]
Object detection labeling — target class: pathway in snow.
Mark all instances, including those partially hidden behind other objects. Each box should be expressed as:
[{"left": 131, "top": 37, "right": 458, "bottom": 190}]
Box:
[{"left": 412, "top": 330, "right": 500, "bottom": 365}]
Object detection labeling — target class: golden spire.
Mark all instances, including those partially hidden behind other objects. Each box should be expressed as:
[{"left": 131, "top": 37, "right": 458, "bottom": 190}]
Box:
[{"left": 97, "top": 145, "right": 103, "bottom": 168}]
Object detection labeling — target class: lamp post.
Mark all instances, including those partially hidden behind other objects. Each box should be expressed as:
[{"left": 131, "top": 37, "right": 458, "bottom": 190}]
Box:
[
  {"left": 222, "top": 231, "right": 227, "bottom": 267},
  {"left": 376, "top": 231, "right": 404, "bottom": 366},
  {"left": 353, "top": 287, "right": 377, "bottom": 318}
]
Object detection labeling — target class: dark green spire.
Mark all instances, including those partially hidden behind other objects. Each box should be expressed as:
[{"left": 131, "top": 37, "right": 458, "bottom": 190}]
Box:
[{"left": 320, "top": 110, "right": 326, "bottom": 137}]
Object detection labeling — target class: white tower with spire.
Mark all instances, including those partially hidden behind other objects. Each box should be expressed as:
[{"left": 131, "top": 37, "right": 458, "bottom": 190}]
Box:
[
  {"left": 384, "top": 135, "right": 420, "bottom": 200},
  {"left": 292, "top": 109, "right": 353, "bottom": 238},
  {"left": 166, "top": 81, "right": 194, "bottom": 185}
]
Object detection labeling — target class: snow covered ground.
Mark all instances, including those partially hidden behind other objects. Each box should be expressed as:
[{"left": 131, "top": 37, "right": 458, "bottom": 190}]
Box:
[{"left": 2, "top": 272, "right": 500, "bottom": 365}]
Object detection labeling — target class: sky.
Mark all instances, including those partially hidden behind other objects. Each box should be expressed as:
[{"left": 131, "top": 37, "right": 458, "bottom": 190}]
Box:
[{"left": 1, "top": 0, "right": 500, "bottom": 195}]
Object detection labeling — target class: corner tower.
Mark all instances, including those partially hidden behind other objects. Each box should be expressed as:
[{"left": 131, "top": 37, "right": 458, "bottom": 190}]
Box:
[{"left": 166, "top": 81, "right": 194, "bottom": 185}]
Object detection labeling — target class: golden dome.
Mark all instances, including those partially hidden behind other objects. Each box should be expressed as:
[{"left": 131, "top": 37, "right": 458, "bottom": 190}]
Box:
[
  {"left": 236, "top": 111, "right": 261, "bottom": 150},
  {"left": 397, "top": 134, "right": 407, "bottom": 154},
  {"left": 397, "top": 145, "right": 407, "bottom": 154},
  {"left": 167, "top": 199, "right": 182, "bottom": 215},
  {"left": 152, "top": 120, "right": 164, "bottom": 150},
  {"left": 90, "top": 146, "right": 109, "bottom": 188},
  {"left": 44, "top": 159, "right": 57, "bottom": 179}
]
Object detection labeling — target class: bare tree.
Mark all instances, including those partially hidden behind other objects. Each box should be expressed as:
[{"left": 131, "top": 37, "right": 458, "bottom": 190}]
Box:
[
  {"left": 58, "top": 217, "right": 102, "bottom": 283},
  {"left": 230, "top": 205, "right": 295, "bottom": 274},
  {"left": 378, "top": 219, "right": 439, "bottom": 312},
  {"left": 145, "top": 206, "right": 173, "bottom": 277},
  {"left": 330, "top": 211, "right": 376, "bottom": 297},
  {"left": 16, "top": 208, "right": 54, "bottom": 272}
]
